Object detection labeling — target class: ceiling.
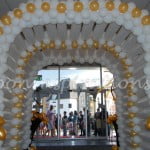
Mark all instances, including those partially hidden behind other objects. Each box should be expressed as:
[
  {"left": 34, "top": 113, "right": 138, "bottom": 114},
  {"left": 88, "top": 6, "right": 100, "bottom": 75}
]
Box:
[{"left": 0, "top": 0, "right": 149, "bottom": 17}]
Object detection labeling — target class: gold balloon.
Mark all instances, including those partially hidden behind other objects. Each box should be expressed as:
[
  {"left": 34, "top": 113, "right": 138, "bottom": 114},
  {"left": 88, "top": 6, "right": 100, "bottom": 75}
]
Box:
[
  {"left": 128, "top": 112, "right": 136, "bottom": 119},
  {"left": 33, "top": 46, "right": 38, "bottom": 52},
  {"left": 17, "top": 65, "right": 25, "bottom": 70},
  {"left": 127, "top": 91, "right": 135, "bottom": 96},
  {"left": 128, "top": 121, "right": 135, "bottom": 128},
  {"left": 127, "top": 101, "right": 135, "bottom": 107},
  {"left": 89, "top": 1, "right": 99, "bottom": 11},
  {"left": 105, "top": 1, "right": 115, "bottom": 11},
  {"left": 49, "top": 41, "right": 56, "bottom": 49},
  {"left": 40, "top": 42, "right": 47, "bottom": 50},
  {"left": 119, "top": 3, "right": 128, "bottom": 13},
  {"left": 74, "top": 1, "right": 84, "bottom": 12},
  {"left": 93, "top": 40, "right": 99, "bottom": 49},
  {"left": 27, "top": 51, "right": 33, "bottom": 58},
  {"left": 131, "top": 142, "right": 139, "bottom": 148},
  {"left": 14, "top": 112, "right": 23, "bottom": 119},
  {"left": 30, "top": 146, "right": 37, "bottom": 150},
  {"left": 0, "top": 27, "right": 3, "bottom": 35},
  {"left": 145, "top": 117, "right": 150, "bottom": 130},
  {"left": 12, "top": 146, "right": 20, "bottom": 150},
  {"left": 0, "top": 127, "right": 7, "bottom": 141},
  {"left": 16, "top": 74, "right": 25, "bottom": 79},
  {"left": 15, "top": 93, "right": 26, "bottom": 100},
  {"left": 114, "top": 52, "right": 119, "bottom": 58},
  {"left": 142, "top": 15, "right": 150, "bottom": 25},
  {"left": 72, "top": 40, "right": 78, "bottom": 49},
  {"left": 26, "top": 3, "right": 36, "bottom": 13},
  {"left": 22, "top": 57, "right": 29, "bottom": 64},
  {"left": 41, "top": 2, "right": 50, "bottom": 12},
  {"left": 1, "top": 15, "right": 11, "bottom": 25},
  {"left": 13, "top": 124, "right": 22, "bottom": 129},
  {"left": 130, "top": 130, "right": 138, "bottom": 137},
  {"left": 12, "top": 135, "right": 21, "bottom": 141},
  {"left": 124, "top": 72, "right": 133, "bottom": 78},
  {"left": 112, "top": 145, "right": 119, "bottom": 150},
  {"left": 132, "top": 8, "right": 141, "bottom": 18},
  {"left": 13, "top": 9, "right": 23, "bottom": 18},
  {"left": 0, "top": 116, "right": 5, "bottom": 126},
  {"left": 61, "top": 41, "right": 67, "bottom": 49},
  {"left": 15, "top": 82, "right": 25, "bottom": 88},
  {"left": 14, "top": 102, "right": 23, "bottom": 108},
  {"left": 82, "top": 41, "right": 88, "bottom": 49},
  {"left": 57, "top": 3, "right": 67, "bottom": 13}
]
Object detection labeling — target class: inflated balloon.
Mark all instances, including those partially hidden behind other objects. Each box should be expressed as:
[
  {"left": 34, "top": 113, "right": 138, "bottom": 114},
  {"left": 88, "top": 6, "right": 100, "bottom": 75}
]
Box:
[
  {"left": 128, "top": 112, "right": 136, "bottom": 119},
  {"left": 30, "top": 146, "right": 37, "bottom": 150},
  {"left": 14, "top": 112, "right": 23, "bottom": 119},
  {"left": 128, "top": 121, "right": 135, "bottom": 128},
  {"left": 12, "top": 146, "right": 20, "bottom": 150},
  {"left": 127, "top": 101, "right": 135, "bottom": 107},
  {"left": 82, "top": 41, "right": 88, "bottom": 49},
  {"left": 74, "top": 1, "right": 84, "bottom": 12},
  {"left": 145, "top": 117, "right": 150, "bottom": 130},
  {"left": 112, "top": 145, "right": 119, "bottom": 150},
  {"left": 132, "top": 8, "right": 141, "bottom": 18},
  {"left": 0, "top": 127, "right": 7, "bottom": 140},
  {"left": 12, "top": 135, "right": 21, "bottom": 141},
  {"left": 57, "top": 3, "right": 67, "bottom": 13},
  {"left": 13, "top": 124, "right": 22, "bottom": 129},
  {"left": 15, "top": 93, "right": 26, "bottom": 100},
  {"left": 125, "top": 72, "right": 133, "bottom": 78},
  {"left": 0, "top": 116, "right": 5, "bottom": 126},
  {"left": 93, "top": 40, "right": 99, "bottom": 48},
  {"left": 72, "top": 40, "right": 78, "bottom": 49},
  {"left": 1, "top": 15, "right": 12, "bottom": 25},
  {"left": 61, "top": 41, "right": 67, "bottom": 49},
  {"left": 130, "top": 142, "right": 139, "bottom": 148},
  {"left": 13, "top": 9, "right": 23, "bottom": 18},
  {"left": 49, "top": 41, "right": 56, "bottom": 48},
  {"left": 89, "top": 1, "right": 99, "bottom": 11},
  {"left": 105, "top": 1, "right": 115, "bottom": 11},
  {"left": 26, "top": 3, "right": 36, "bottom": 13},
  {"left": 142, "top": 15, "right": 150, "bottom": 25},
  {"left": 40, "top": 42, "right": 47, "bottom": 50},
  {"left": 16, "top": 74, "right": 25, "bottom": 79},
  {"left": 119, "top": 3, "right": 128, "bottom": 13},
  {"left": 130, "top": 130, "right": 138, "bottom": 137},
  {"left": 41, "top": 2, "right": 50, "bottom": 12},
  {"left": 0, "top": 27, "right": 3, "bottom": 35}
]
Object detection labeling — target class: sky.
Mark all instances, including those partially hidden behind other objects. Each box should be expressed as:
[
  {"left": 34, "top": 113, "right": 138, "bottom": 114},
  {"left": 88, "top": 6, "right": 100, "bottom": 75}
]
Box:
[{"left": 33, "top": 67, "right": 113, "bottom": 89}]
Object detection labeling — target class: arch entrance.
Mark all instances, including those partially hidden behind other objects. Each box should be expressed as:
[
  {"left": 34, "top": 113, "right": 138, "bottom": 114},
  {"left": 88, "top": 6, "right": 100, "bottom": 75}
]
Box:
[{"left": 0, "top": 0, "right": 149, "bottom": 150}]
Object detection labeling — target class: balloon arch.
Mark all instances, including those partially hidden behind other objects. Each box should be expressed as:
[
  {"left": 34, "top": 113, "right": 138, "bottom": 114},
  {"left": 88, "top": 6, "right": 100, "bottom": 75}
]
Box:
[{"left": 0, "top": 0, "right": 149, "bottom": 150}]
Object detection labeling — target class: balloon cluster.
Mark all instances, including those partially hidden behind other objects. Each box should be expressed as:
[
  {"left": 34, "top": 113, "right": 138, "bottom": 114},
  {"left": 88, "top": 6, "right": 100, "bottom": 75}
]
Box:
[
  {"left": 145, "top": 117, "right": 150, "bottom": 130},
  {"left": 112, "top": 145, "right": 119, "bottom": 150},
  {"left": 107, "top": 114, "right": 118, "bottom": 124},
  {"left": 0, "top": 116, "right": 7, "bottom": 141},
  {"left": 32, "top": 111, "right": 48, "bottom": 124}
]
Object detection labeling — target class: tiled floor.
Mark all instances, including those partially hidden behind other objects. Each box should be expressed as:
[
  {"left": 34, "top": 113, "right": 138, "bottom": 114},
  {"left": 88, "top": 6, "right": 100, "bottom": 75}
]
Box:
[{"left": 33, "top": 138, "right": 116, "bottom": 150}]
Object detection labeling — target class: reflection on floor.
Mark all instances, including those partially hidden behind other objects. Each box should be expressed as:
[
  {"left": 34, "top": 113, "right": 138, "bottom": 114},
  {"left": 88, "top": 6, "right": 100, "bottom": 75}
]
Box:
[{"left": 33, "top": 138, "right": 116, "bottom": 150}]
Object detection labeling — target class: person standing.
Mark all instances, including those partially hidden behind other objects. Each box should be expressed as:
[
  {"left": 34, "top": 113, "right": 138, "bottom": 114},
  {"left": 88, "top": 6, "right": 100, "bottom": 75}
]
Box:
[
  {"left": 73, "top": 111, "right": 78, "bottom": 136},
  {"left": 94, "top": 108, "right": 101, "bottom": 136},
  {"left": 46, "top": 105, "right": 56, "bottom": 137},
  {"left": 78, "top": 111, "right": 84, "bottom": 136},
  {"left": 62, "top": 111, "right": 68, "bottom": 136}
]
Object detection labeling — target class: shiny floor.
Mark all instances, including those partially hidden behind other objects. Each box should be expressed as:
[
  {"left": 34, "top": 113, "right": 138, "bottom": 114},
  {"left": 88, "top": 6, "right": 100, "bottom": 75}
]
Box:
[{"left": 33, "top": 138, "right": 116, "bottom": 150}]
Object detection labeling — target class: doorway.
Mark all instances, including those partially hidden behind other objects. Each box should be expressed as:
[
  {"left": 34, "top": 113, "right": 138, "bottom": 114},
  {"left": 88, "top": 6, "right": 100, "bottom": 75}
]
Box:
[{"left": 33, "top": 65, "right": 115, "bottom": 140}]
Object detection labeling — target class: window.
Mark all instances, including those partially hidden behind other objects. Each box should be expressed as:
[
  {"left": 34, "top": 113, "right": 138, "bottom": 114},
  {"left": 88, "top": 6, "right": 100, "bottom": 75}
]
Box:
[
  {"left": 60, "top": 104, "right": 63, "bottom": 109},
  {"left": 68, "top": 104, "right": 72, "bottom": 108}
]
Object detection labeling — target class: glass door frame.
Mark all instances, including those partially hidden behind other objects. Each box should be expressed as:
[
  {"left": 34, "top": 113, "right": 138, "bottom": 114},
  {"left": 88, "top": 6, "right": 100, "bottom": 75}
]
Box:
[{"left": 50, "top": 65, "right": 109, "bottom": 140}]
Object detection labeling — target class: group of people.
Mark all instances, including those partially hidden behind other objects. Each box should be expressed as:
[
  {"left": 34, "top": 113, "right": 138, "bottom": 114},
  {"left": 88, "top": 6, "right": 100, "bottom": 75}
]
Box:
[{"left": 37, "top": 105, "right": 108, "bottom": 137}]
